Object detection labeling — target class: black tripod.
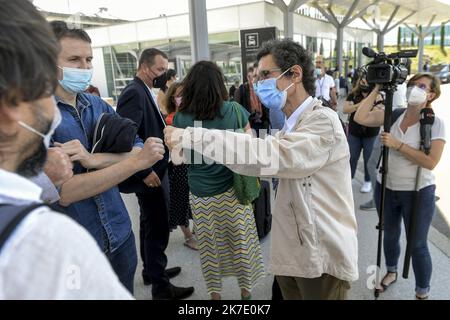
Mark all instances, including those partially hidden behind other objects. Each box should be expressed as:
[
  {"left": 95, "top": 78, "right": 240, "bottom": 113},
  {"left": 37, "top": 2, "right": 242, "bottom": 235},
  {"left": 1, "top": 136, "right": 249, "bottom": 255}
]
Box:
[{"left": 374, "top": 85, "right": 395, "bottom": 299}]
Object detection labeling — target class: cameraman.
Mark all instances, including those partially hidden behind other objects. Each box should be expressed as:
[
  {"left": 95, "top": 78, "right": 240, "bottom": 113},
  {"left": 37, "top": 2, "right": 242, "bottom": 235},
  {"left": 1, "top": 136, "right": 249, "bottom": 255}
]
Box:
[
  {"left": 343, "top": 69, "right": 383, "bottom": 194},
  {"left": 354, "top": 73, "right": 446, "bottom": 300}
]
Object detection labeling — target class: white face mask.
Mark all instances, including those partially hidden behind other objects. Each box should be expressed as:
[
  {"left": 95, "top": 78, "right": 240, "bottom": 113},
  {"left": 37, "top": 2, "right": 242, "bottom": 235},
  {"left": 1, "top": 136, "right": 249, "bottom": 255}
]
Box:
[
  {"left": 407, "top": 86, "right": 428, "bottom": 107},
  {"left": 18, "top": 98, "right": 62, "bottom": 148}
]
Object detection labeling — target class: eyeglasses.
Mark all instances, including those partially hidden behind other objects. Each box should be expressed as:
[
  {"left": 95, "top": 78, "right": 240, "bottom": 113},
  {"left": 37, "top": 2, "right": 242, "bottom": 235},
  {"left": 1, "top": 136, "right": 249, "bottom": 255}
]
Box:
[
  {"left": 258, "top": 68, "right": 282, "bottom": 80},
  {"left": 409, "top": 83, "right": 430, "bottom": 92}
]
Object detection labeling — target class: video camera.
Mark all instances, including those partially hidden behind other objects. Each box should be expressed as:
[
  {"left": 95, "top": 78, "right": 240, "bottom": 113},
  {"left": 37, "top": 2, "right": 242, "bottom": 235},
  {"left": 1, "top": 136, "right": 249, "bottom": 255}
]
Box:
[{"left": 362, "top": 47, "right": 417, "bottom": 86}]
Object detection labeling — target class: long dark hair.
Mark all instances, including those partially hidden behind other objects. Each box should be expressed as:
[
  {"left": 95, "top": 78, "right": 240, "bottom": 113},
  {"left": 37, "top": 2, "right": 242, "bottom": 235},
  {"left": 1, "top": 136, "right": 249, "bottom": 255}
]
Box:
[
  {"left": 164, "top": 82, "right": 182, "bottom": 115},
  {"left": 179, "top": 61, "right": 228, "bottom": 120}
]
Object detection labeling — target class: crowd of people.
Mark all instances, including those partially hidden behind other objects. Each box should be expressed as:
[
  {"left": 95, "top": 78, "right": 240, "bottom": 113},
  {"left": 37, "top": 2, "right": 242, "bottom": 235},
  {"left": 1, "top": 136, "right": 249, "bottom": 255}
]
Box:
[{"left": 0, "top": 0, "right": 446, "bottom": 301}]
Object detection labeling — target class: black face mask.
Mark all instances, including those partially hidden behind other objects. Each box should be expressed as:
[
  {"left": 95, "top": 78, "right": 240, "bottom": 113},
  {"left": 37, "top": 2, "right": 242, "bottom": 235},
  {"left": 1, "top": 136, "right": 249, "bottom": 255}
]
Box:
[{"left": 153, "top": 73, "right": 168, "bottom": 89}]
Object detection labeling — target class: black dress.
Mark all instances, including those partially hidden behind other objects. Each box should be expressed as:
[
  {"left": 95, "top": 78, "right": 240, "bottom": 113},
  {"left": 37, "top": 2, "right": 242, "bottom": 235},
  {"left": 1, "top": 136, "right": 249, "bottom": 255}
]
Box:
[{"left": 168, "top": 162, "right": 192, "bottom": 231}]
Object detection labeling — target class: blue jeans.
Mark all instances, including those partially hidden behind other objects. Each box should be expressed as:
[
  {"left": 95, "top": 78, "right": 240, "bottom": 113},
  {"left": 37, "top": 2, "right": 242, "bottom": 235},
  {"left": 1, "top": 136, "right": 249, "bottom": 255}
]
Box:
[
  {"left": 106, "top": 232, "right": 138, "bottom": 294},
  {"left": 348, "top": 134, "right": 377, "bottom": 182},
  {"left": 374, "top": 183, "right": 436, "bottom": 296}
]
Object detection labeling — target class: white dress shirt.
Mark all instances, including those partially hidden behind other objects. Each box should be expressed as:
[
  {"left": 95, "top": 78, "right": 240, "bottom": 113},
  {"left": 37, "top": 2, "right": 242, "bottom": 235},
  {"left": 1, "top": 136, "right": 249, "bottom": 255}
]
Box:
[
  {"left": 315, "top": 74, "right": 335, "bottom": 102},
  {"left": 282, "top": 96, "right": 314, "bottom": 134},
  {"left": 0, "top": 169, "right": 133, "bottom": 300}
]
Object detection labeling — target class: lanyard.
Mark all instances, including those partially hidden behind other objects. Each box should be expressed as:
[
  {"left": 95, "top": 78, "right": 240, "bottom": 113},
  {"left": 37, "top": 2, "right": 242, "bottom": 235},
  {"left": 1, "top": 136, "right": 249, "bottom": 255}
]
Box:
[{"left": 318, "top": 77, "right": 326, "bottom": 98}]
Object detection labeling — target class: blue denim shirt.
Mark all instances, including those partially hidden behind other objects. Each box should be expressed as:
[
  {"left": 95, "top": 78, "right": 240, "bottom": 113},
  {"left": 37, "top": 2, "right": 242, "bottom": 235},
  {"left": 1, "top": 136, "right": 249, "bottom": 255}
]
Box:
[{"left": 52, "top": 93, "right": 143, "bottom": 253}]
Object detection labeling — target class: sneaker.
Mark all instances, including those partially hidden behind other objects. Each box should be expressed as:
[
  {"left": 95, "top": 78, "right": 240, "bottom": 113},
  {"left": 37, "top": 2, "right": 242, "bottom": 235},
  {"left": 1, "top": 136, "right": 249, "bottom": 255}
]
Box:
[
  {"left": 360, "top": 199, "right": 376, "bottom": 211},
  {"left": 360, "top": 181, "right": 372, "bottom": 193}
]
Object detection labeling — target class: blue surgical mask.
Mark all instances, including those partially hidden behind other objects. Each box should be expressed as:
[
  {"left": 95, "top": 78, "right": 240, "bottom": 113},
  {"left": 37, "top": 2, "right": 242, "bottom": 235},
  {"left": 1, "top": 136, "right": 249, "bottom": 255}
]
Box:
[
  {"left": 315, "top": 68, "right": 323, "bottom": 78},
  {"left": 58, "top": 66, "right": 93, "bottom": 94},
  {"left": 18, "top": 98, "right": 62, "bottom": 149},
  {"left": 253, "top": 68, "right": 294, "bottom": 111}
]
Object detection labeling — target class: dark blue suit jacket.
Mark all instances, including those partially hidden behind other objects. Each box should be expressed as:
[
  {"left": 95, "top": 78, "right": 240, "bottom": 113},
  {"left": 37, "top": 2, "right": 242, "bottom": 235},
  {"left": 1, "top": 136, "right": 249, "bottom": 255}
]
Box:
[{"left": 117, "top": 77, "right": 169, "bottom": 194}]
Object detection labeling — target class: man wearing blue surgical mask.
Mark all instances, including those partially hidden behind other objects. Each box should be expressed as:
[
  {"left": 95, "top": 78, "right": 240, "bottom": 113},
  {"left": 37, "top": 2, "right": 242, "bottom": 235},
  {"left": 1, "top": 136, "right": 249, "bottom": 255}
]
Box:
[
  {"left": 48, "top": 21, "right": 167, "bottom": 295},
  {"left": 315, "top": 56, "right": 338, "bottom": 111},
  {"left": 165, "top": 39, "right": 358, "bottom": 300}
]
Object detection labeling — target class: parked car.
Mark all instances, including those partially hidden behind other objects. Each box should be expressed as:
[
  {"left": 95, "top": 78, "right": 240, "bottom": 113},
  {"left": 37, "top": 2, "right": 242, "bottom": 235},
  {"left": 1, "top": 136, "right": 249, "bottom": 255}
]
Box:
[{"left": 431, "top": 63, "right": 450, "bottom": 84}]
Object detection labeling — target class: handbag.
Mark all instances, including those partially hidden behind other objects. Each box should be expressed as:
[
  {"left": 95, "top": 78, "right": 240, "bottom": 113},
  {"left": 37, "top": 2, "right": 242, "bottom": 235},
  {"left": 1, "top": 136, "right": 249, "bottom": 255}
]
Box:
[{"left": 230, "top": 102, "right": 261, "bottom": 205}]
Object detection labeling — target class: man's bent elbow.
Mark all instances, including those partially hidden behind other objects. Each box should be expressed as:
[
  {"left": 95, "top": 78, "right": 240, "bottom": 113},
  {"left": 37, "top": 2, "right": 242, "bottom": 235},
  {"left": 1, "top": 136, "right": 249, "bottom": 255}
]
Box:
[
  {"left": 58, "top": 188, "right": 74, "bottom": 207},
  {"left": 58, "top": 197, "right": 71, "bottom": 208}
]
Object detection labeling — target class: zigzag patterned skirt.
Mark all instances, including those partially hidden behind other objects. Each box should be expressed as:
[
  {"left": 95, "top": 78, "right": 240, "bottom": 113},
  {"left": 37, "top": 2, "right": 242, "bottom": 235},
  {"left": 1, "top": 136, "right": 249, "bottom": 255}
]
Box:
[{"left": 190, "top": 188, "right": 265, "bottom": 294}]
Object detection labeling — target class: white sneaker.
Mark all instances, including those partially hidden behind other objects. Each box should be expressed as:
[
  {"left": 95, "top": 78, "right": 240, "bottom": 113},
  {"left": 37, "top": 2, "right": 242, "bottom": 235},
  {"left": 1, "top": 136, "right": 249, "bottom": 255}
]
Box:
[{"left": 360, "top": 181, "right": 372, "bottom": 193}]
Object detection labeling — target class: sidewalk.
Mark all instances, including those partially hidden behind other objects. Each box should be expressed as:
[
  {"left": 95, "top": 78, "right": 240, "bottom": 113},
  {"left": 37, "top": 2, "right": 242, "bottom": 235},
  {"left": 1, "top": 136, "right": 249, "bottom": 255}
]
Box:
[
  {"left": 122, "top": 170, "right": 450, "bottom": 300},
  {"left": 350, "top": 170, "right": 450, "bottom": 300}
]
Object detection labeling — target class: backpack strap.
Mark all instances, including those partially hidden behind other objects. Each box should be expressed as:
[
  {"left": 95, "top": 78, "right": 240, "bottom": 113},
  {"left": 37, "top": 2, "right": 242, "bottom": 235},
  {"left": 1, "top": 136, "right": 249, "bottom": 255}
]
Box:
[{"left": 0, "top": 203, "right": 46, "bottom": 252}]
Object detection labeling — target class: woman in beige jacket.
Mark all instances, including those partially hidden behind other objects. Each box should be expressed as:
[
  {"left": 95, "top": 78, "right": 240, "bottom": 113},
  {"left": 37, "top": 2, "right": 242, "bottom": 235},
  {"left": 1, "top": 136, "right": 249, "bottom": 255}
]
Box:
[{"left": 165, "top": 39, "right": 358, "bottom": 300}]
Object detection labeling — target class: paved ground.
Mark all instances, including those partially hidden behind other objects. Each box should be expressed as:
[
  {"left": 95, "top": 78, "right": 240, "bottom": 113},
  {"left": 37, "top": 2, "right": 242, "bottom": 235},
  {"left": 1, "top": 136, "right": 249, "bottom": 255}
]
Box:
[
  {"left": 122, "top": 175, "right": 450, "bottom": 300},
  {"left": 123, "top": 85, "right": 450, "bottom": 300},
  {"left": 430, "top": 84, "right": 450, "bottom": 238}
]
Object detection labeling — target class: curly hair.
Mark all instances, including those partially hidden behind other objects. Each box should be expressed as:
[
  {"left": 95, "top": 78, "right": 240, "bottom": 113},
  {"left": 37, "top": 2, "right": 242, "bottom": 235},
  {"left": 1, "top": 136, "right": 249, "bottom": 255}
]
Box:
[{"left": 256, "top": 39, "right": 316, "bottom": 96}]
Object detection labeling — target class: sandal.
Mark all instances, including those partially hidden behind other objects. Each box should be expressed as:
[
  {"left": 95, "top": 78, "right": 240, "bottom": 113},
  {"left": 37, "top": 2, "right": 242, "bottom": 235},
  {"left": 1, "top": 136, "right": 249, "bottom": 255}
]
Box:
[
  {"left": 183, "top": 237, "right": 198, "bottom": 251},
  {"left": 241, "top": 294, "right": 252, "bottom": 300},
  {"left": 380, "top": 272, "right": 397, "bottom": 292}
]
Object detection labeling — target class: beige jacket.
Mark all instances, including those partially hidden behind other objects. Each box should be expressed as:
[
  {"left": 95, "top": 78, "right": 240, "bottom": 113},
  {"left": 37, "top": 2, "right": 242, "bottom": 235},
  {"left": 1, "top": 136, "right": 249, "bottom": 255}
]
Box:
[{"left": 182, "top": 98, "right": 359, "bottom": 282}]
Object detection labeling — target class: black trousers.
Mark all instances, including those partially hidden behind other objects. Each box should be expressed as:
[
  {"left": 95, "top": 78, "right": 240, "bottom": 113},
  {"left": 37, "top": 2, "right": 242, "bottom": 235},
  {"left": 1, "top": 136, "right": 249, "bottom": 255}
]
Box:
[{"left": 136, "top": 175, "right": 170, "bottom": 294}]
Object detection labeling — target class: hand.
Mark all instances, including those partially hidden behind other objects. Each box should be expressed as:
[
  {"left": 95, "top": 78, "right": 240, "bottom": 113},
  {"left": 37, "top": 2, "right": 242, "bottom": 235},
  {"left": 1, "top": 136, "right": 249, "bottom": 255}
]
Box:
[
  {"left": 380, "top": 132, "right": 402, "bottom": 150},
  {"left": 143, "top": 171, "right": 161, "bottom": 188},
  {"left": 54, "top": 140, "right": 95, "bottom": 169},
  {"left": 44, "top": 147, "right": 73, "bottom": 187},
  {"left": 133, "top": 137, "right": 165, "bottom": 171},
  {"left": 349, "top": 101, "right": 357, "bottom": 111},
  {"left": 164, "top": 126, "right": 185, "bottom": 151}
]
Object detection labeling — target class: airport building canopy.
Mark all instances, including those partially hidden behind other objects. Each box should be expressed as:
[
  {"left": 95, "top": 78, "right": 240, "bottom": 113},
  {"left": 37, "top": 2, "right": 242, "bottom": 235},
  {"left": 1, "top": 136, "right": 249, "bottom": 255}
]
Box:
[
  {"left": 312, "top": 0, "right": 450, "bottom": 27},
  {"left": 308, "top": 0, "right": 450, "bottom": 71},
  {"left": 381, "top": 0, "right": 450, "bottom": 25}
]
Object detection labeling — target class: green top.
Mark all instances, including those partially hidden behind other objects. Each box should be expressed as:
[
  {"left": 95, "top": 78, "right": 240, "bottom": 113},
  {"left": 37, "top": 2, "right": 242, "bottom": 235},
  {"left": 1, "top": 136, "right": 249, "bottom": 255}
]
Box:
[{"left": 173, "top": 101, "right": 250, "bottom": 197}]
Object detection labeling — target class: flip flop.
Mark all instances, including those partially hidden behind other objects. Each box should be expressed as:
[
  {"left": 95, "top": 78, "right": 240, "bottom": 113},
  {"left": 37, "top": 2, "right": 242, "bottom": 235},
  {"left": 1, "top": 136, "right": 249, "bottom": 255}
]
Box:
[{"left": 380, "top": 272, "right": 397, "bottom": 292}]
